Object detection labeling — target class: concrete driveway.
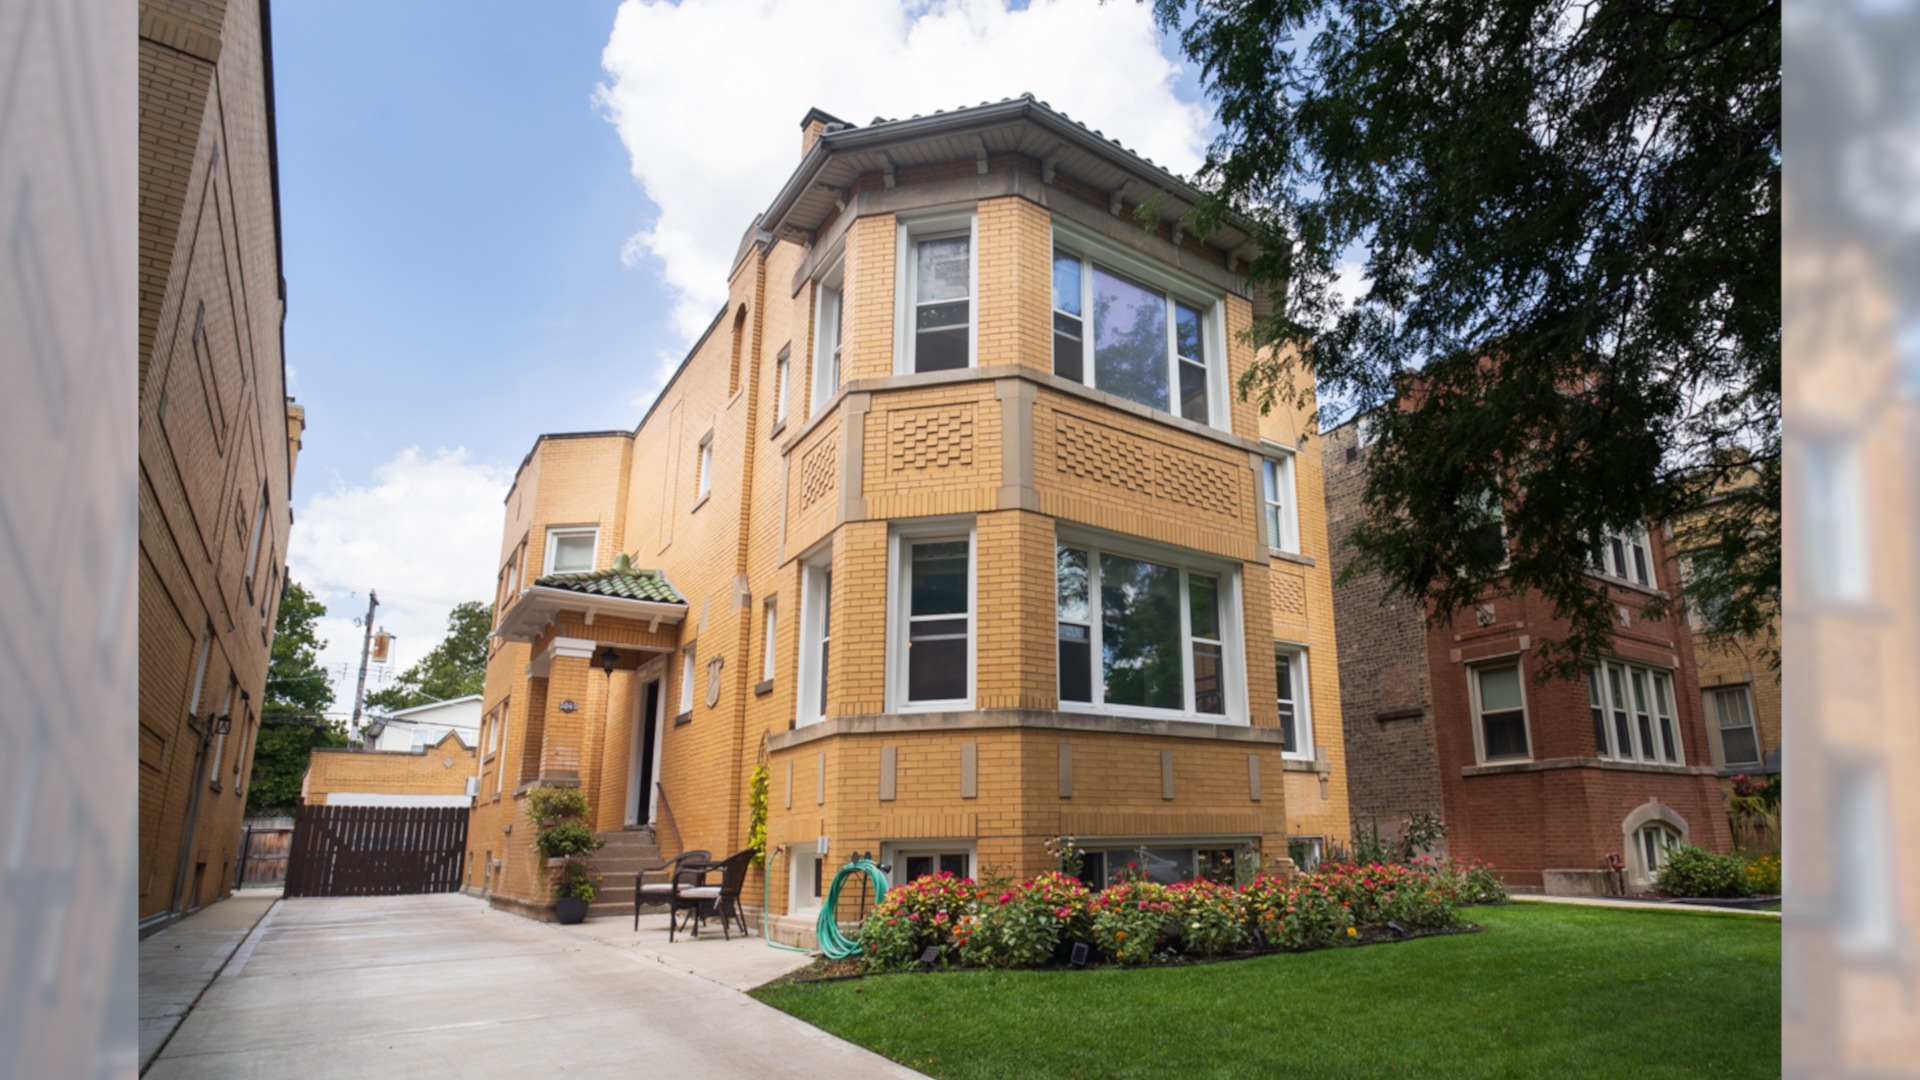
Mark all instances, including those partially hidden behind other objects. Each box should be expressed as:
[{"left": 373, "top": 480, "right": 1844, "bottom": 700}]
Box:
[{"left": 145, "top": 893, "right": 923, "bottom": 1079}]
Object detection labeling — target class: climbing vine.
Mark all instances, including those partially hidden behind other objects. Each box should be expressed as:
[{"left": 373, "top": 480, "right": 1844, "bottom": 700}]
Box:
[{"left": 747, "top": 764, "right": 769, "bottom": 868}]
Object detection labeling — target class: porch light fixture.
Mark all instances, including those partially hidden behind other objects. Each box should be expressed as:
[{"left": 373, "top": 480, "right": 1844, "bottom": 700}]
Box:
[
  {"left": 210, "top": 712, "right": 232, "bottom": 736},
  {"left": 595, "top": 646, "right": 619, "bottom": 677}
]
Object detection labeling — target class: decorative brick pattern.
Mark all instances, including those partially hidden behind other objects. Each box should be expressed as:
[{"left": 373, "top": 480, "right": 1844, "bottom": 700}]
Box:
[
  {"left": 799, "top": 432, "right": 838, "bottom": 509},
  {"left": 1054, "top": 414, "right": 1153, "bottom": 495},
  {"left": 889, "top": 406, "right": 974, "bottom": 471},
  {"left": 1275, "top": 571, "right": 1307, "bottom": 621}
]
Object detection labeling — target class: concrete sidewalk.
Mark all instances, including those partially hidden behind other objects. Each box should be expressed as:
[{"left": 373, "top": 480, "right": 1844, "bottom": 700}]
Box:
[
  {"left": 144, "top": 892, "right": 923, "bottom": 1080},
  {"left": 1511, "top": 893, "right": 1782, "bottom": 916},
  {"left": 139, "top": 886, "right": 282, "bottom": 1072}
]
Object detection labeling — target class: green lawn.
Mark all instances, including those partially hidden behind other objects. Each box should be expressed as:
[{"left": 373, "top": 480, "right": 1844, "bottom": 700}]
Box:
[{"left": 753, "top": 902, "right": 1780, "bottom": 1080}]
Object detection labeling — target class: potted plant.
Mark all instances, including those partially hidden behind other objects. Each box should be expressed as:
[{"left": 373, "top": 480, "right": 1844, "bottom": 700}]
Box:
[
  {"left": 528, "top": 785, "right": 604, "bottom": 924},
  {"left": 554, "top": 859, "right": 599, "bottom": 924}
]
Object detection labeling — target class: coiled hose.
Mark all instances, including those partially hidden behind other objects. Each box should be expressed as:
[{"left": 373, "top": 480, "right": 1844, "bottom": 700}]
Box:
[{"left": 817, "top": 858, "right": 890, "bottom": 959}]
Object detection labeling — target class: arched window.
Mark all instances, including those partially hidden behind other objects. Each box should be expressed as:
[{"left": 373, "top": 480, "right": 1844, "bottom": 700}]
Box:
[
  {"left": 1635, "top": 823, "right": 1682, "bottom": 881},
  {"left": 728, "top": 305, "right": 748, "bottom": 396}
]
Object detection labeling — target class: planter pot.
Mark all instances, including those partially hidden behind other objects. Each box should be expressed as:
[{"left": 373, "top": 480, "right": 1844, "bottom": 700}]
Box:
[{"left": 554, "top": 897, "right": 589, "bottom": 924}]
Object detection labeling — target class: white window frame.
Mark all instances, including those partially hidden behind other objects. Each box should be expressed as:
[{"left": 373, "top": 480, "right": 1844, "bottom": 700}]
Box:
[
  {"left": 1707, "top": 684, "right": 1762, "bottom": 768},
  {"left": 544, "top": 526, "right": 599, "bottom": 576},
  {"left": 1591, "top": 526, "right": 1655, "bottom": 588},
  {"left": 1468, "top": 662, "right": 1533, "bottom": 764},
  {"left": 1273, "top": 642, "right": 1313, "bottom": 760},
  {"left": 1634, "top": 822, "right": 1682, "bottom": 884},
  {"left": 1049, "top": 222, "right": 1229, "bottom": 430},
  {"left": 1054, "top": 528, "right": 1248, "bottom": 725},
  {"left": 678, "top": 643, "right": 697, "bottom": 716},
  {"left": 894, "top": 209, "right": 978, "bottom": 376},
  {"left": 791, "top": 843, "right": 826, "bottom": 915},
  {"left": 882, "top": 840, "right": 977, "bottom": 888},
  {"left": 797, "top": 549, "right": 834, "bottom": 727},
  {"left": 1260, "top": 445, "right": 1300, "bottom": 553},
  {"left": 1805, "top": 438, "right": 1869, "bottom": 602},
  {"left": 810, "top": 258, "right": 845, "bottom": 414},
  {"left": 885, "top": 520, "right": 977, "bottom": 713},
  {"left": 696, "top": 433, "right": 714, "bottom": 502},
  {"left": 243, "top": 485, "right": 268, "bottom": 600},
  {"left": 761, "top": 597, "right": 778, "bottom": 682},
  {"left": 773, "top": 347, "right": 790, "bottom": 425},
  {"left": 494, "top": 702, "right": 510, "bottom": 795},
  {"left": 1589, "top": 659, "right": 1684, "bottom": 764}
]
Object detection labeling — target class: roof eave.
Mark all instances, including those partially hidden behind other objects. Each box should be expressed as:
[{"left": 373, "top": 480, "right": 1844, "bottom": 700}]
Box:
[{"left": 496, "top": 585, "right": 688, "bottom": 644}]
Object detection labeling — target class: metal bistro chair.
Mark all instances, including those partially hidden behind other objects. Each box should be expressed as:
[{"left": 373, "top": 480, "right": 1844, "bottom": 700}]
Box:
[
  {"left": 634, "top": 849, "right": 712, "bottom": 931},
  {"left": 667, "top": 849, "right": 754, "bottom": 942}
]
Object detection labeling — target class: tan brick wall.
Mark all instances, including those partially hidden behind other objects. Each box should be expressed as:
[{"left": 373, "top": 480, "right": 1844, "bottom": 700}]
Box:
[
  {"left": 304, "top": 736, "right": 477, "bottom": 803},
  {"left": 138, "top": 0, "right": 296, "bottom": 921}
]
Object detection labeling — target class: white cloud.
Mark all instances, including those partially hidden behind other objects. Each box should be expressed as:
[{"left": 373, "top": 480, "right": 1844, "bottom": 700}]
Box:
[
  {"left": 597, "top": 0, "right": 1210, "bottom": 357},
  {"left": 288, "top": 447, "right": 511, "bottom": 717}
]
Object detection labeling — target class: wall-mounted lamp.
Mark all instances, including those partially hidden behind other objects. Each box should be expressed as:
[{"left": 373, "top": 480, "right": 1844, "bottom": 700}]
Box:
[
  {"left": 210, "top": 712, "right": 232, "bottom": 735},
  {"left": 595, "top": 646, "right": 620, "bottom": 677}
]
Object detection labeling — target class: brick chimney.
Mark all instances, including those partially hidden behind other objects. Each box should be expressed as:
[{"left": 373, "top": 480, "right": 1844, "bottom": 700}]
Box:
[{"left": 800, "top": 107, "right": 848, "bottom": 157}]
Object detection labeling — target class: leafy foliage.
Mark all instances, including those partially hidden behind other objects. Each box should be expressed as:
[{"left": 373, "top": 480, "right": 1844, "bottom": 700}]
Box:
[
  {"left": 555, "top": 859, "right": 601, "bottom": 902},
  {"left": 249, "top": 581, "right": 346, "bottom": 814},
  {"left": 747, "top": 765, "right": 769, "bottom": 868},
  {"left": 1657, "top": 846, "right": 1753, "bottom": 899},
  {"left": 1154, "top": 0, "right": 1780, "bottom": 676},
  {"left": 365, "top": 600, "right": 492, "bottom": 713},
  {"left": 527, "top": 786, "right": 603, "bottom": 860},
  {"left": 1091, "top": 880, "right": 1179, "bottom": 964}
]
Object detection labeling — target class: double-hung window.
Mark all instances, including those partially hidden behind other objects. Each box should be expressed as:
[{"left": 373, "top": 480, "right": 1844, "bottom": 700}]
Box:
[
  {"left": 1274, "top": 644, "right": 1311, "bottom": 756},
  {"left": 1710, "top": 685, "right": 1761, "bottom": 766},
  {"left": 897, "top": 212, "right": 976, "bottom": 374},
  {"left": 773, "top": 347, "right": 790, "bottom": 426},
  {"left": 1589, "top": 659, "right": 1682, "bottom": 763},
  {"left": 1055, "top": 539, "right": 1241, "bottom": 721},
  {"left": 761, "top": 598, "right": 778, "bottom": 682},
  {"left": 1591, "top": 526, "right": 1653, "bottom": 587},
  {"left": 1805, "top": 438, "right": 1869, "bottom": 602},
  {"left": 1471, "top": 664, "right": 1530, "bottom": 762},
  {"left": 1261, "top": 450, "right": 1298, "bottom": 552},
  {"left": 696, "top": 434, "right": 713, "bottom": 502},
  {"left": 678, "top": 645, "right": 697, "bottom": 716},
  {"left": 1051, "top": 239, "right": 1220, "bottom": 427},
  {"left": 545, "top": 527, "right": 597, "bottom": 575},
  {"left": 891, "top": 528, "right": 973, "bottom": 709},
  {"left": 811, "top": 265, "right": 844, "bottom": 413},
  {"left": 798, "top": 556, "right": 833, "bottom": 725}
]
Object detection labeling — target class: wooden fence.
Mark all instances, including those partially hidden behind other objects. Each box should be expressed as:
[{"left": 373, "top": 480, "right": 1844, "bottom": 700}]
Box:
[
  {"left": 283, "top": 804, "right": 468, "bottom": 897},
  {"left": 236, "top": 816, "right": 294, "bottom": 886}
]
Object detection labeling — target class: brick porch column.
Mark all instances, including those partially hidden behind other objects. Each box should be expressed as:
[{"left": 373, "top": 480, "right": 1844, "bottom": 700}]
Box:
[{"left": 539, "top": 652, "right": 593, "bottom": 782}]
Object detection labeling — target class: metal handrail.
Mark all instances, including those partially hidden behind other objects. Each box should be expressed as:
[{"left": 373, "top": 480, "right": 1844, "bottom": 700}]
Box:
[{"left": 653, "top": 781, "right": 684, "bottom": 855}]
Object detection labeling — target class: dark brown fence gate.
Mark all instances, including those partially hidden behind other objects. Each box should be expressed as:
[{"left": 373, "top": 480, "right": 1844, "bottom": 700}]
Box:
[{"left": 284, "top": 805, "right": 468, "bottom": 897}]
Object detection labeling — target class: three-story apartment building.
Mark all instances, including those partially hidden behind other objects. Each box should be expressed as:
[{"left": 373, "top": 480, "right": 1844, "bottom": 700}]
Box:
[{"left": 471, "top": 97, "right": 1351, "bottom": 923}]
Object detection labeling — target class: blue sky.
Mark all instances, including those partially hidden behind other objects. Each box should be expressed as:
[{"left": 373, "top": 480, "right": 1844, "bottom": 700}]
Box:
[{"left": 274, "top": 0, "right": 1219, "bottom": 695}]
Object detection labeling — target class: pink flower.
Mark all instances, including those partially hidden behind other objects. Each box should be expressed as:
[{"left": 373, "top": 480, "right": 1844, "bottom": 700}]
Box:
[{"left": 998, "top": 892, "right": 1012, "bottom": 904}]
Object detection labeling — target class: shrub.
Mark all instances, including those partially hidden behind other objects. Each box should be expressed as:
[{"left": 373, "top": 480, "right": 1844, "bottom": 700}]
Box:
[
  {"left": 1657, "top": 846, "right": 1754, "bottom": 899},
  {"left": 526, "top": 785, "right": 591, "bottom": 823},
  {"left": 1251, "top": 874, "right": 1355, "bottom": 950},
  {"left": 554, "top": 858, "right": 600, "bottom": 902},
  {"left": 858, "top": 872, "right": 978, "bottom": 971},
  {"left": 534, "top": 820, "right": 601, "bottom": 859},
  {"left": 746, "top": 766, "right": 769, "bottom": 868},
  {"left": 1167, "top": 879, "right": 1245, "bottom": 956},
  {"left": 526, "top": 785, "right": 604, "bottom": 860},
  {"left": 1091, "top": 881, "right": 1177, "bottom": 964},
  {"left": 1414, "top": 855, "right": 1509, "bottom": 904},
  {"left": 1741, "top": 853, "right": 1781, "bottom": 894},
  {"left": 952, "top": 875, "right": 1089, "bottom": 969}
]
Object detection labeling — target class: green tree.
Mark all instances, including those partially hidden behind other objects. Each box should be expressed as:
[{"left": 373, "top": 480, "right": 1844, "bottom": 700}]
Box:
[
  {"left": 1154, "top": 0, "right": 1780, "bottom": 675},
  {"left": 364, "top": 601, "right": 492, "bottom": 713},
  {"left": 249, "top": 581, "right": 347, "bottom": 814}
]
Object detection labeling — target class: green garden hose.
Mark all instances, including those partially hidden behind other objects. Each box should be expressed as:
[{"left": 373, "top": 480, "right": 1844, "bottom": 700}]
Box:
[{"left": 817, "top": 858, "right": 890, "bottom": 959}]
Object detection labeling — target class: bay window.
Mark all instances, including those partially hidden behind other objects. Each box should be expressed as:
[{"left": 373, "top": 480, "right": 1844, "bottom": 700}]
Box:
[
  {"left": 896, "top": 211, "right": 977, "bottom": 374},
  {"left": 890, "top": 526, "right": 974, "bottom": 710},
  {"left": 1055, "top": 539, "right": 1242, "bottom": 721},
  {"left": 1051, "top": 237, "right": 1222, "bottom": 428},
  {"left": 811, "top": 269, "right": 843, "bottom": 413},
  {"left": 1471, "top": 664, "right": 1530, "bottom": 762},
  {"left": 1589, "top": 659, "right": 1682, "bottom": 764}
]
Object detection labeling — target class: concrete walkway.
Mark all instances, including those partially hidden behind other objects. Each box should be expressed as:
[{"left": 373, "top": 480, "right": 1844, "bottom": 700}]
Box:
[
  {"left": 139, "top": 886, "right": 283, "bottom": 1073},
  {"left": 1511, "top": 893, "right": 1781, "bottom": 917},
  {"left": 144, "top": 892, "right": 925, "bottom": 1080}
]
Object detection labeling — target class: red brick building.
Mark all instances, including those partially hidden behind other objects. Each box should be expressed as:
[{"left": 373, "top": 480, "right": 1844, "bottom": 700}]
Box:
[{"left": 1322, "top": 417, "right": 1730, "bottom": 892}]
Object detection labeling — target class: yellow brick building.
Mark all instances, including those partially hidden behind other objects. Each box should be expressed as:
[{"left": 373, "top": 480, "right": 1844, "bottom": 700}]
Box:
[
  {"left": 470, "top": 98, "right": 1350, "bottom": 924},
  {"left": 302, "top": 731, "right": 478, "bottom": 807}
]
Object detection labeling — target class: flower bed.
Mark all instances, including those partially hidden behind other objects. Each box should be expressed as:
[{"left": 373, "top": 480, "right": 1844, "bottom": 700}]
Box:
[{"left": 849, "top": 857, "right": 1501, "bottom": 974}]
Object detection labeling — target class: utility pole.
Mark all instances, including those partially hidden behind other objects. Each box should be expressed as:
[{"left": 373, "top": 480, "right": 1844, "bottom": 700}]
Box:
[{"left": 349, "top": 589, "right": 379, "bottom": 745}]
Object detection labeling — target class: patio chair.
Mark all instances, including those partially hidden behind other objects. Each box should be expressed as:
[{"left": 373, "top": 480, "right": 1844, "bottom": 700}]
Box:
[
  {"left": 667, "top": 849, "right": 754, "bottom": 942},
  {"left": 634, "top": 849, "right": 712, "bottom": 931}
]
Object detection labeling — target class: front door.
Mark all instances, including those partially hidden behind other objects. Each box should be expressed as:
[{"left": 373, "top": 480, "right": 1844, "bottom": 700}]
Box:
[{"left": 629, "top": 678, "right": 661, "bottom": 826}]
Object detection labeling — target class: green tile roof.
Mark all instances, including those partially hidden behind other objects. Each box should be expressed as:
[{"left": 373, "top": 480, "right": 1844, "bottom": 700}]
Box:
[{"left": 535, "top": 554, "right": 685, "bottom": 604}]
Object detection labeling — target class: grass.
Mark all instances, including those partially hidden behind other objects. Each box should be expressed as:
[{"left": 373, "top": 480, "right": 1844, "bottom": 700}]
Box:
[{"left": 753, "top": 903, "right": 1780, "bottom": 1079}]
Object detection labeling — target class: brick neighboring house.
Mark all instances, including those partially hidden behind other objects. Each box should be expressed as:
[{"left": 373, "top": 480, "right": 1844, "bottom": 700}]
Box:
[
  {"left": 1322, "top": 417, "right": 1731, "bottom": 893},
  {"left": 137, "top": 0, "right": 303, "bottom": 931},
  {"left": 302, "top": 730, "right": 478, "bottom": 809},
  {"left": 469, "top": 97, "right": 1354, "bottom": 925}
]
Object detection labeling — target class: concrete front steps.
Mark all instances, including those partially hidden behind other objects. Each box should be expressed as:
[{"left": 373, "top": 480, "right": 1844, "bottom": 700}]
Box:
[{"left": 586, "top": 828, "right": 667, "bottom": 920}]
